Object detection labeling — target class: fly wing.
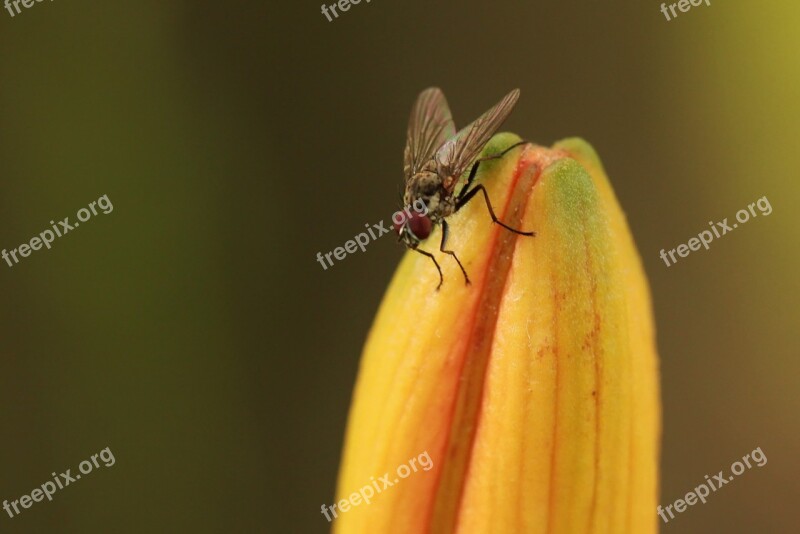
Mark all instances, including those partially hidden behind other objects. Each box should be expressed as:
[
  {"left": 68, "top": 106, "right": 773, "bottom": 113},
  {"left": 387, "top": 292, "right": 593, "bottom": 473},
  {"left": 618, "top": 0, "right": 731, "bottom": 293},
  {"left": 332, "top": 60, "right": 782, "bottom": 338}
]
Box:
[
  {"left": 403, "top": 88, "right": 456, "bottom": 179},
  {"left": 434, "top": 89, "right": 520, "bottom": 184}
]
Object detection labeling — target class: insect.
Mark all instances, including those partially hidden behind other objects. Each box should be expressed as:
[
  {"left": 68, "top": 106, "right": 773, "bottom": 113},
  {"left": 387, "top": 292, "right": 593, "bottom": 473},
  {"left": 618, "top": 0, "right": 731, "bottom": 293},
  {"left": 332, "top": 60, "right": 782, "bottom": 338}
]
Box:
[{"left": 394, "top": 87, "right": 535, "bottom": 290}]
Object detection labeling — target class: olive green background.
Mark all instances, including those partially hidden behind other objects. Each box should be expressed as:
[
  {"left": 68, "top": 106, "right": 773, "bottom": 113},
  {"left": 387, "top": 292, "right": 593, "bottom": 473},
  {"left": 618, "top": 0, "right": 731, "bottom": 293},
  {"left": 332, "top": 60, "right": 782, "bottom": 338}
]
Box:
[{"left": 0, "top": 0, "right": 797, "bottom": 532}]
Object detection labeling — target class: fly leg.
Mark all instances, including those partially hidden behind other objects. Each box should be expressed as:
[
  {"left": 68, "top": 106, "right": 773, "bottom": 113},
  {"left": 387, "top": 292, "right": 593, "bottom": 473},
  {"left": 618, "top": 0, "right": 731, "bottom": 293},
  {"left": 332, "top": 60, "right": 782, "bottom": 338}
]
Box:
[
  {"left": 456, "top": 184, "right": 536, "bottom": 236},
  {"left": 440, "top": 220, "right": 470, "bottom": 286},
  {"left": 457, "top": 140, "right": 528, "bottom": 202},
  {"left": 411, "top": 247, "right": 444, "bottom": 290}
]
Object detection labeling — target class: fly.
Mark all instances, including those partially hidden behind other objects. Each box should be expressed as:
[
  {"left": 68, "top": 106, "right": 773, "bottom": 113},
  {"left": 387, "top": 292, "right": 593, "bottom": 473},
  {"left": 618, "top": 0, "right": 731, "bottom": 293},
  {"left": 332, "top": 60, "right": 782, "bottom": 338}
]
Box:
[{"left": 394, "top": 87, "right": 535, "bottom": 290}]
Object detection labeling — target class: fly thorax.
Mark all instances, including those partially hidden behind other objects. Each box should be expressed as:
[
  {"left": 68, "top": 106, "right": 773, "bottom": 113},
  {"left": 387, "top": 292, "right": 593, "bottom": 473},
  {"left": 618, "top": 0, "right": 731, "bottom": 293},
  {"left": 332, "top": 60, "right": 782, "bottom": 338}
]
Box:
[
  {"left": 406, "top": 171, "right": 442, "bottom": 209},
  {"left": 415, "top": 171, "right": 441, "bottom": 193},
  {"left": 426, "top": 192, "right": 441, "bottom": 216}
]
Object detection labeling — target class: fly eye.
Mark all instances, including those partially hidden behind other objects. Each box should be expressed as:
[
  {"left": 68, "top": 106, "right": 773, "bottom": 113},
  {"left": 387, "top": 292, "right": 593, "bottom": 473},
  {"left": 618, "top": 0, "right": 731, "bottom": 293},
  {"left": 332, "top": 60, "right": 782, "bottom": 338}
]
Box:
[{"left": 407, "top": 212, "right": 432, "bottom": 240}]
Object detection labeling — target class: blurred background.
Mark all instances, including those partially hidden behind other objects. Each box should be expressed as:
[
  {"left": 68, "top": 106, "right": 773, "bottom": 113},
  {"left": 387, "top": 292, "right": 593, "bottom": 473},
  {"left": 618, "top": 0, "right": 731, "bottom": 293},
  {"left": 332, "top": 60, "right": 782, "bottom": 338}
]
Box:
[{"left": 0, "top": 0, "right": 797, "bottom": 532}]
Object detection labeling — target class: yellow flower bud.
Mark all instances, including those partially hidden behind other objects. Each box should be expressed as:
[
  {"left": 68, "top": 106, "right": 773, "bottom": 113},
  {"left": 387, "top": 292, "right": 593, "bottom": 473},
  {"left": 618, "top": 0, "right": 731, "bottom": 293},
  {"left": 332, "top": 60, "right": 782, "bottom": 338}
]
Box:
[{"left": 333, "top": 134, "right": 661, "bottom": 534}]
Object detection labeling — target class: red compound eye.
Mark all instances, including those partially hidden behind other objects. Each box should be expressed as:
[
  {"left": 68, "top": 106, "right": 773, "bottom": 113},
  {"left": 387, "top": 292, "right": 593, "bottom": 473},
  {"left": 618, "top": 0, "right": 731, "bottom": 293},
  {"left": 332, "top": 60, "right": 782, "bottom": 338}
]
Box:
[{"left": 407, "top": 211, "right": 432, "bottom": 240}]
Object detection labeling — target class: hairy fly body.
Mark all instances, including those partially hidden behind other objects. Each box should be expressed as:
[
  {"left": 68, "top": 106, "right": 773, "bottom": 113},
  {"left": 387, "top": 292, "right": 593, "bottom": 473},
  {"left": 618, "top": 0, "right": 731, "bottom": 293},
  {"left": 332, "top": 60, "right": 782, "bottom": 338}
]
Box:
[{"left": 394, "top": 87, "right": 535, "bottom": 289}]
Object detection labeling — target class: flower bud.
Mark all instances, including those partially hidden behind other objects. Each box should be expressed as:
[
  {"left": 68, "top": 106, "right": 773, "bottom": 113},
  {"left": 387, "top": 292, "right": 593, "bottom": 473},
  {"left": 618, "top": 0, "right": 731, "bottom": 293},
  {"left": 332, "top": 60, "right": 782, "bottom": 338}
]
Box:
[{"left": 334, "top": 134, "right": 660, "bottom": 534}]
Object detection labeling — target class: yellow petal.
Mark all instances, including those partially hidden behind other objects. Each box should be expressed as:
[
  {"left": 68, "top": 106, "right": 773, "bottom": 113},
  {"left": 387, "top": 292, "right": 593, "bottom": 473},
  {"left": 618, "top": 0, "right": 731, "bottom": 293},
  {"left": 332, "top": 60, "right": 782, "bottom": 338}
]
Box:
[{"left": 333, "top": 134, "right": 660, "bottom": 534}]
